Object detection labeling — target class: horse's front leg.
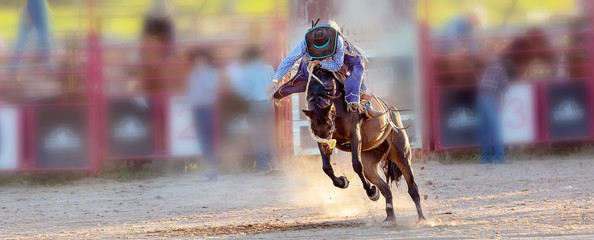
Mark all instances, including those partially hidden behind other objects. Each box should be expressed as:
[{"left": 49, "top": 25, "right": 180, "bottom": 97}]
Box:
[
  {"left": 350, "top": 121, "right": 379, "bottom": 201},
  {"left": 318, "top": 143, "right": 349, "bottom": 189}
]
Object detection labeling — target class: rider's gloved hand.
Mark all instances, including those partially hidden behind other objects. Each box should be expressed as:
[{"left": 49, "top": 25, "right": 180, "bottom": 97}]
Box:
[
  {"left": 346, "top": 102, "right": 364, "bottom": 114},
  {"left": 267, "top": 79, "right": 280, "bottom": 105}
]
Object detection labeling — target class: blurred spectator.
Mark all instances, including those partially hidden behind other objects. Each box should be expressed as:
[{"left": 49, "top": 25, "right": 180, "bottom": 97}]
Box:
[
  {"left": 140, "top": 0, "right": 176, "bottom": 93},
  {"left": 11, "top": 0, "right": 51, "bottom": 71},
  {"left": 142, "top": 0, "right": 175, "bottom": 59},
  {"left": 229, "top": 46, "right": 278, "bottom": 174},
  {"left": 187, "top": 48, "right": 219, "bottom": 181},
  {"left": 437, "top": 6, "right": 486, "bottom": 54},
  {"left": 476, "top": 37, "right": 532, "bottom": 164}
]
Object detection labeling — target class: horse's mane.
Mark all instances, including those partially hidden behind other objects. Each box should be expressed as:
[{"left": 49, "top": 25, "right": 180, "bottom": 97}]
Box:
[
  {"left": 500, "top": 27, "right": 551, "bottom": 77},
  {"left": 306, "top": 68, "right": 343, "bottom": 109},
  {"left": 502, "top": 28, "right": 545, "bottom": 53}
]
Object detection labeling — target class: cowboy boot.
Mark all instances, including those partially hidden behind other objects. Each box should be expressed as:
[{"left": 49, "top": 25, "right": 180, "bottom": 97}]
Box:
[{"left": 364, "top": 102, "right": 384, "bottom": 119}]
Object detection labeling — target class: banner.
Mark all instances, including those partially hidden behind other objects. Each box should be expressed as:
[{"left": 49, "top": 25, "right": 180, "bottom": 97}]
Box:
[
  {"left": 108, "top": 97, "right": 156, "bottom": 158},
  {"left": 35, "top": 107, "right": 89, "bottom": 169},
  {"left": 546, "top": 82, "right": 591, "bottom": 140},
  {"left": 0, "top": 107, "right": 19, "bottom": 169},
  {"left": 500, "top": 84, "right": 536, "bottom": 143},
  {"left": 168, "top": 96, "right": 201, "bottom": 156},
  {"left": 437, "top": 87, "right": 479, "bottom": 148}
]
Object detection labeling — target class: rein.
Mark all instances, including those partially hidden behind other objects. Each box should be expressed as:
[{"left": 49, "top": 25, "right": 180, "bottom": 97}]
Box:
[
  {"left": 309, "top": 126, "right": 337, "bottom": 148},
  {"left": 304, "top": 62, "right": 326, "bottom": 109},
  {"left": 305, "top": 64, "right": 339, "bottom": 148},
  {"left": 304, "top": 66, "right": 413, "bottom": 148}
]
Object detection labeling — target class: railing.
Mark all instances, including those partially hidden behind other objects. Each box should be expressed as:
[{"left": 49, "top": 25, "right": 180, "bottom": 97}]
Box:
[{"left": 421, "top": 1, "right": 594, "bottom": 151}]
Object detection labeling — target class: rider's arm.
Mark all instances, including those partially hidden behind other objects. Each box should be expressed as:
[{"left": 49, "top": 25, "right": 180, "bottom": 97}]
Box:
[
  {"left": 273, "top": 40, "right": 306, "bottom": 81},
  {"left": 320, "top": 36, "right": 344, "bottom": 72}
]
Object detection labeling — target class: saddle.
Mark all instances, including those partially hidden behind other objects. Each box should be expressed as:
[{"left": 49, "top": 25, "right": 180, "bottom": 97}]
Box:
[{"left": 331, "top": 69, "right": 376, "bottom": 117}]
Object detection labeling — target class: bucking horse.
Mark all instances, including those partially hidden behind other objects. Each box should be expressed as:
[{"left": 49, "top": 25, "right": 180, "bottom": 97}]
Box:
[{"left": 272, "top": 63, "right": 425, "bottom": 223}]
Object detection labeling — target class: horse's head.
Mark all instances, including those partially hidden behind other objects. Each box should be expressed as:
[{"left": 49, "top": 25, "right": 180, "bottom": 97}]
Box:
[
  {"left": 303, "top": 102, "right": 336, "bottom": 139},
  {"left": 525, "top": 27, "right": 555, "bottom": 66},
  {"left": 302, "top": 68, "right": 340, "bottom": 142},
  {"left": 503, "top": 27, "right": 555, "bottom": 73}
]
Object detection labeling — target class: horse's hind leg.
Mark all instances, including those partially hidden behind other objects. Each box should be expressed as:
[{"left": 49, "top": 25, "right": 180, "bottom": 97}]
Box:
[
  {"left": 388, "top": 140, "right": 426, "bottom": 223},
  {"left": 362, "top": 151, "right": 395, "bottom": 223},
  {"left": 317, "top": 143, "right": 349, "bottom": 189}
]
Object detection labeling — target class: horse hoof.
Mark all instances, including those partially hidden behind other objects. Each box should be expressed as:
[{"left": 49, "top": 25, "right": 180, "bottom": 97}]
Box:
[
  {"left": 337, "top": 176, "right": 349, "bottom": 189},
  {"left": 368, "top": 186, "right": 380, "bottom": 202},
  {"left": 383, "top": 216, "right": 396, "bottom": 224},
  {"left": 417, "top": 216, "right": 427, "bottom": 225}
]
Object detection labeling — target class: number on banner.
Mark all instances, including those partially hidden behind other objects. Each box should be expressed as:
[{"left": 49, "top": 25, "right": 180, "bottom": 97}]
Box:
[{"left": 501, "top": 84, "right": 535, "bottom": 144}]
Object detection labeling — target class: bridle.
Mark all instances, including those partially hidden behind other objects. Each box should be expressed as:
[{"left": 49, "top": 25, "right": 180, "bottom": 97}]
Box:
[{"left": 307, "top": 100, "right": 338, "bottom": 148}]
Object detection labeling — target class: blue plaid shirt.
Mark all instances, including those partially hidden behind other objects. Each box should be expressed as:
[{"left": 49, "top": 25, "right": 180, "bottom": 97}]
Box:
[
  {"left": 479, "top": 61, "right": 510, "bottom": 95},
  {"left": 273, "top": 36, "right": 344, "bottom": 80}
]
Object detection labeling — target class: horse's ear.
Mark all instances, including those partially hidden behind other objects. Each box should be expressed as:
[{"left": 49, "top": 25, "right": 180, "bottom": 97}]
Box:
[
  {"left": 322, "top": 103, "right": 335, "bottom": 114},
  {"left": 302, "top": 109, "right": 314, "bottom": 118}
]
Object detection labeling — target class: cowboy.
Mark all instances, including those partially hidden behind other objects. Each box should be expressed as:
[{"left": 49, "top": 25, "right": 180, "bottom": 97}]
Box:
[
  {"left": 266, "top": 20, "right": 382, "bottom": 118},
  {"left": 437, "top": 6, "right": 486, "bottom": 54},
  {"left": 11, "top": 0, "right": 51, "bottom": 72}
]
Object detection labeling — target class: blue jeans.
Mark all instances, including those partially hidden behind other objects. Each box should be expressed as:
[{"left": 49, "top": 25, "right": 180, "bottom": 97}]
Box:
[
  {"left": 12, "top": 5, "right": 51, "bottom": 69},
  {"left": 248, "top": 101, "right": 277, "bottom": 171},
  {"left": 477, "top": 94, "right": 504, "bottom": 163},
  {"left": 193, "top": 106, "right": 217, "bottom": 178}
]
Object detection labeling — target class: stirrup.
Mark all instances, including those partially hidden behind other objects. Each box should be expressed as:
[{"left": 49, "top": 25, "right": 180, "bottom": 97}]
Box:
[{"left": 363, "top": 102, "right": 383, "bottom": 119}]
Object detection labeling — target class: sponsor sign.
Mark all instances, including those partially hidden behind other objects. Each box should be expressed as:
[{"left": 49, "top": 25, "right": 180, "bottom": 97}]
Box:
[
  {"left": 438, "top": 87, "right": 479, "bottom": 148},
  {"left": 168, "top": 96, "right": 201, "bottom": 156},
  {"left": 35, "top": 107, "right": 89, "bottom": 168},
  {"left": 0, "top": 107, "right": 19, "bottom": 169},
  {"left": 546, "top": 82, "right": 591, "bottom": 140},
  {"left": 108, "top": 97, "right": 155, "bottom": 158},
  {"left": 500, "top": 84, "right": 536, "bottom": 143}
]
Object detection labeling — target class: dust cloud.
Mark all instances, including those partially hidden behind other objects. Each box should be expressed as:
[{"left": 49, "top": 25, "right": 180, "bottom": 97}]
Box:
[
  {"left": 281, "top": 153, "right": 381, "bottom": 219},
  {"left": 278, "top": 152, "right": 446, "bottom": 228}
]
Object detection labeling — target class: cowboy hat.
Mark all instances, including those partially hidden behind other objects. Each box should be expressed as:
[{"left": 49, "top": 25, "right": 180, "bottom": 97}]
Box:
[{"left": 305, "top": 22, "right": 339, "bottom": 59}]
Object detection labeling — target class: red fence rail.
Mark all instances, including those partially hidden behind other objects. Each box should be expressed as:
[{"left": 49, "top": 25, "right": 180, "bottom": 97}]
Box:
[{"left": 422, "top": 0, "right": 594, "bottom": 152}]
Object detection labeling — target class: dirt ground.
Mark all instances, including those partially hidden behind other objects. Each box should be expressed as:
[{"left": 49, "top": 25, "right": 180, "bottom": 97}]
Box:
[{"left": 1, "top": 154, "right": 593, "bottom": 239}]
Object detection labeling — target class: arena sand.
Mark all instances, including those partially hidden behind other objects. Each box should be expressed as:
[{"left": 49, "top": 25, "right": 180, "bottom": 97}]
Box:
[{"left": 1, "top": 154, "right": 592, "bottom": 239}]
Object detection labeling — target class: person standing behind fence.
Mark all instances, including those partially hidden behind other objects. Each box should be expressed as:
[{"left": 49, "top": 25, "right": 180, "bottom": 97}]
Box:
[
  {"left": 476, "top": 37, "right": 534, "bottom": 164},
  {"left": 229, "top": 46, "right": 278, "bottom": 174},
  {"left": 11, "top": 0, "right": 51, "bottom": 72},
  {"left": 140, "top": 0, "right": 176, "bottom": 93},
  {"left": 187, "top": 48, "right": 219, "bottom": 181},
  {"left": 142, "top": 0, "right": 175, "bottom": 59},
  {"left": 437, "top": 6, "right": 486, "bottom": 54}
]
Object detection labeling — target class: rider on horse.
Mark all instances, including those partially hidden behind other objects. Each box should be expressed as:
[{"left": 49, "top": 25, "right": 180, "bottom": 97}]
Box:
[{"left": 266, "top": 20, "right": 382, "bottom": 118}]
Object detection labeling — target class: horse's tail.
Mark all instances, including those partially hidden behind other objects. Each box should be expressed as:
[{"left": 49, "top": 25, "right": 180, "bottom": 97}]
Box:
[{"left": 385, "top": 158, "right": 402, "bottom": 186}]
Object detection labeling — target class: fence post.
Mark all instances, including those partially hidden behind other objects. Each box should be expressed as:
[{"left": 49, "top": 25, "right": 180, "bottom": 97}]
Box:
[{"left": 87, "top": 30, "right": 103, "bottom": 175}]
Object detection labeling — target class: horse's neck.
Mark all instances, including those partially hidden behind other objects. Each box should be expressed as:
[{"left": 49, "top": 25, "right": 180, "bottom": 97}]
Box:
[{"left": 308, "top": 73, "right": 335, "bottom": 90}]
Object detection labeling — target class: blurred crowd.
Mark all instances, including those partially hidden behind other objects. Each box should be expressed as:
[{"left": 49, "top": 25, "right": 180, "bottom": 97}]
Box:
[
  {"left": 0, "top": 0, "right": 592, "bottom": 174},
  {"left": 0, "top": 0, "right": 282, "bottom": 178}
]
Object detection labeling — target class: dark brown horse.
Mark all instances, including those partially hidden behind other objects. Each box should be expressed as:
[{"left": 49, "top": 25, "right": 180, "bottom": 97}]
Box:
[
  {"left": 434, "top": 27, "right": 555, "bottom": 86},
  {"left": 275, "top": 68, "right": 425, "bottom": 223}
]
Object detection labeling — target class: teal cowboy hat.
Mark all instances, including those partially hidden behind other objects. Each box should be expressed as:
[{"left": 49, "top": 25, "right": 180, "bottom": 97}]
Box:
[{"left": 305, "top": 20, "right": 340, "bottom": 59}]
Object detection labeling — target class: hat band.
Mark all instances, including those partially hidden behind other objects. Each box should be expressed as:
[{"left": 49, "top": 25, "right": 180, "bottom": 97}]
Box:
[{"left": 313, "top": 39, "right": 330, "bottom": 49}]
